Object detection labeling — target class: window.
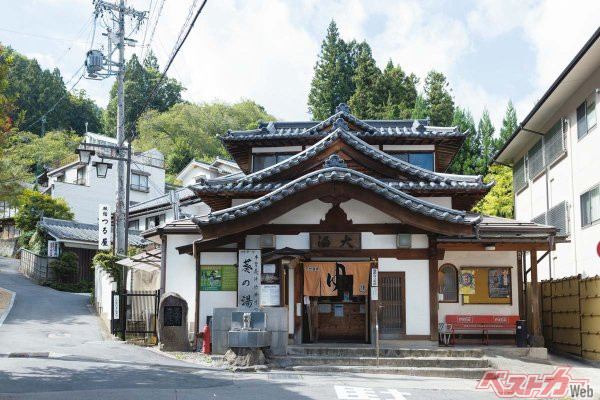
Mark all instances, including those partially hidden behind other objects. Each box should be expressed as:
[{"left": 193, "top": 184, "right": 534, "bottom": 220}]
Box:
[
  {"left": 128, "top": 220, "right": 139, "bottom": 230},
  {"left": 513, "top": 157, "right": 527, "bottom": 192},
  {"left": 56, "top": 174, "right": 65, "bottom": 183},
  {"left": 145, "top": 214, "right": 165, "bottom": 229},
  {"left": 75, "top": 167, "right": 86, "bottom": 185},
  {"left": 581, "top": 185, "right": 600, "bottom": 227},
  {"left": 390, "top": 152, "right": 434, "bottom": 170},
  {"left": 438, "top": 264, "right": 458, "bottom": 302},
  {"left": 131, "top": 173, "right": 149, "bottom": 192},
  {"left": 544, "top": 120, "right": 565, "bottom": 165},
  {"left": 577, "top": 94, "right": 597, "bottom": 140},
  {"left": 252, "top": 153, "right": 295, "bottom": 172}
]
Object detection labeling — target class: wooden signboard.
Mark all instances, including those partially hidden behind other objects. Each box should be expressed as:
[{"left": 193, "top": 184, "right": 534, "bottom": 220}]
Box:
[{"left": 309, "top": 233, "right": 361, "bottom": 250}]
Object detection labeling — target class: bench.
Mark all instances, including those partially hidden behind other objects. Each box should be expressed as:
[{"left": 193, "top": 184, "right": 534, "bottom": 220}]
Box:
[{"left": 444, "top": 315, "right": 519, "bottom": 345}]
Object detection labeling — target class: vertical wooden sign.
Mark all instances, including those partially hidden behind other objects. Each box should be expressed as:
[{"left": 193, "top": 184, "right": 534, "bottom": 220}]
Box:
[{"left": 238, "top": 249, "right": 261, "bottom": 310}]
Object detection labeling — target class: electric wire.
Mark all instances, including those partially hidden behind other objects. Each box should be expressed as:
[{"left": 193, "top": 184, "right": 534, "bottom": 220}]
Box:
[{"left": 141, "top": 0, "right": 165, "bottom": 62}]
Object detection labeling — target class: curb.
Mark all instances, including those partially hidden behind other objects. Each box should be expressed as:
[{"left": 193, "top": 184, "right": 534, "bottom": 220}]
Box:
[{"left": 0, "top": 288, "right": 16, "bottom": 328}]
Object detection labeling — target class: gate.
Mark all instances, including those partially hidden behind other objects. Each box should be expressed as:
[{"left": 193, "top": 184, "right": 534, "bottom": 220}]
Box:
[
  {"left": 379, "top": 272, "right": 406, "bottom": 338},
  {"left": 111, "top": 290, "right": 160, "bottom": 343}
]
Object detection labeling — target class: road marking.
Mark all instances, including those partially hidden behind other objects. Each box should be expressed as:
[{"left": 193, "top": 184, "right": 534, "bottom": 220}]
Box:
[
  {"left": 0, "top": 288, "right": 15, "bottom": 328},
  {"left": 335, "top": 386, "right": 411, "bottom": 400}
]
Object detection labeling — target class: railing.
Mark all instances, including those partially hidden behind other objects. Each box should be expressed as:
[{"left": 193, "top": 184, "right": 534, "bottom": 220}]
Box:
[{"left": 19, "top": 249, "right": 56, "bottom": 281}]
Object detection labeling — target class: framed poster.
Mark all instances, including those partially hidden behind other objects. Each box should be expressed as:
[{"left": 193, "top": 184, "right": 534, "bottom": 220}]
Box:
[
  {"left": 260, "top": 284, "right": 280, "bottom": 306},
  {"left": 459, "top": 269, "right": 476, "bottom": 294},
  {"left": 200, "top": 265, "right": 237, "bottom": 291},
  {"left": 488, "top": 268, "right": 511, "bottom": 298}
]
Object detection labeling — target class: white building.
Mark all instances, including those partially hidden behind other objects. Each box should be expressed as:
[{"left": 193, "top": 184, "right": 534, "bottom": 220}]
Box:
[
  {"left": 176, "top": 157, "right": 241, "bottom": 186},
  {"left": 493, "top": 28, "right": 600, "bottom": 280},
  {"left": 41, "top": 132, "right": 166, "bottom": 224}
]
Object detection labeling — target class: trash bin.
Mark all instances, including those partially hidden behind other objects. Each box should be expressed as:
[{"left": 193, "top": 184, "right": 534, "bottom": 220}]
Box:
[{"left": 516, "top": 320, "right": 527, "bottom": 347}]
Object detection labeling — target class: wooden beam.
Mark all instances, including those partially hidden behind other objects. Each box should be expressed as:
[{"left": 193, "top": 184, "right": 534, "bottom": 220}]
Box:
[
  {"left": 438, "top": 242, "right": 555, "bottom": 251},
  {"left": 246, "top": 223, "right": 426, "bottom": 235},
  {"left": 304, "top": 249, "right": 429, "bottom": 259},
  {"left": 428, "top": 235, "right": 439, "bottom": 341},
  {"left": 529, "top": 249, "right": 542, "bottom": 338},
  {"left": 517, "top": 251, "right": 525, "bottom": 319}
]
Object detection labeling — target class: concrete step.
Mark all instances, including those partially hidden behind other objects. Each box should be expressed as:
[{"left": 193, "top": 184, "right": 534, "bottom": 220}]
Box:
[
  {"left": 286, "top": 365, "right": 489, "bottom": 379},
  {"left": 286, "top": 346, "right": 484, "bottom": 358},
  {"left": 271, "top": 355, "right": 490, "bottom": 368}
]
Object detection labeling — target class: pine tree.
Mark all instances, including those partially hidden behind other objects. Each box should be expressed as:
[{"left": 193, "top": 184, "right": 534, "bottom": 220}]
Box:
[
  {"left": 411, "top": 94, "right": 428, "bottom": 120},
  {"left": 448, "top": 107, "right": 480, "bottom": 175},
  {"left": 378, "top": 60, "right": 418, "bottom": 119},
  {"left": 497, "top": 100, "right": 518, "bottom": 151},
  {"left": 307, "top": 20, "right": 354, "bottom": 120},
  {"left": 348, "top": 43, "right": 382, "bottom": 119},
  {"left": 478, "top": 108, "right": 495, "bottom": 174},
  {"left": 423, "top": 70, "right": 454, "bottom": 126}
]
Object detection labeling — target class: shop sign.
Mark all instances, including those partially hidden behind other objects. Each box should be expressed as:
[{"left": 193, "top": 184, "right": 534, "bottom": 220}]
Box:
[
  {"left": 98, "top": 204, "right": 111, "bottom": 250},
  {"left": 47, "top": 240, "right": 60, "bottom": 258},
  {"left": 238, "top": 249, "right": 261, "bottom": 310},
  {"left": 200, "top": 265, "right": 237, "bottom": 291},
  {"left": 371, "top": 268, "right": 378, "bottom": 287},
  {"left": 309, "top": 232, "right": 361, "bottom": 250}
]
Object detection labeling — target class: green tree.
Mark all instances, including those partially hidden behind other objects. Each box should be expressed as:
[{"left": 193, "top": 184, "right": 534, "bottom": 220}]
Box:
[
  {"left": 307, "top": 20, "right": 355, "bottom": 120},
  {"left": 348, "top": 43, "right": 382, "bottom": 119},
  {"left": 137, "top": 100, "right": 274, "bottom": 178},
  {"left": 103, "top": 52, "right": 184, "bottom": 136},
  {"left": 14, "top": 189, "right": 73, "bottom": 232},
  {"left": 423, "top": 70, "right": 454, "bottom": 126},
  {"left": 472, "top": 165, "right": 513, "bottom": 218},
  {"left": 411, "top": 94, "right": 428, "bottom": 120},
  {"left": 67, "top": 89, "right": 102, "bottom": 134},
  {"left": 378, "top": 60, "right": 418, "bottom": 119},
  {"left": 50, "top": 251, "right": 79, "bottom": 283},
  {"left": 448, "top": 107, "right": 481, "bottom": 175},
  {"left": 6, "top": 130, "right": 81, "bottom": 171},
  {"left": 478, "top": 108, "right": 495, "bottom": 173},
  {"left": 497, "top": 100, "right": 518, "bottom": 151}
]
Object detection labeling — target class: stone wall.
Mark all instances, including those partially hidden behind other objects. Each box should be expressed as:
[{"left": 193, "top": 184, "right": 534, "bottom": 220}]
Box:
[{"left": 0, "top": 239, "right": 17, "bottom": 258}]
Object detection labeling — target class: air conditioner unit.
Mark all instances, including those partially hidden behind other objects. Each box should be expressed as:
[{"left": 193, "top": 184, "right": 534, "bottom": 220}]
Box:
[{"left": 260, "top": 234, "right": 276, "bottom": 249}]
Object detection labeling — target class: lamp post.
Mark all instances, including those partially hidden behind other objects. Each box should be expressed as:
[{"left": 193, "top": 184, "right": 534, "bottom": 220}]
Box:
[{"left": 92, "top": 161, "right": 113, "bottom": 178}]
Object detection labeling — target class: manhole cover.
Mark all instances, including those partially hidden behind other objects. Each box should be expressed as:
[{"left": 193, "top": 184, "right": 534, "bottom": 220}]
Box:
[{"left": 48, "top": 332, "right": 71, "bottom": 339}]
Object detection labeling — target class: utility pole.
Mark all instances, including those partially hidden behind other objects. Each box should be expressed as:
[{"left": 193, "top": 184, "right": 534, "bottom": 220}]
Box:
[{"left": 87, "top": 0, "right": 146, "bottom": 256}]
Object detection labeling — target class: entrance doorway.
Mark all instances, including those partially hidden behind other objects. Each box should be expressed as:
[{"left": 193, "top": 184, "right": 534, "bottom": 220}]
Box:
[{"left": 379, "top": 272, "right": 406, "bottom": 339}]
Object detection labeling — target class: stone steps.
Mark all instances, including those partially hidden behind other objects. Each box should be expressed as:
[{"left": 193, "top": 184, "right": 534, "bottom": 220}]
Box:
[
  {"left": 286, "top": 345, "right": 485, "bottom": 358},
  {"left": 271, "top": 355, "right": 490, "bottom": 368},
  {"left": 285, "top": 365, "right": 490, "bottom": 379}
]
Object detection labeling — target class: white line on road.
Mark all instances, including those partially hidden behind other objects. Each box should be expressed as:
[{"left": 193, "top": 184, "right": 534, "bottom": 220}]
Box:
[{"left": 0, "top": 288, "right": 15, "bottom": 328}]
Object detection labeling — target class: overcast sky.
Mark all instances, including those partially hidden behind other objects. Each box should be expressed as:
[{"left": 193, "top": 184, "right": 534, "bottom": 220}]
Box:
[{"left": 2, "top": 0, "right": 599, "bottom": 134}]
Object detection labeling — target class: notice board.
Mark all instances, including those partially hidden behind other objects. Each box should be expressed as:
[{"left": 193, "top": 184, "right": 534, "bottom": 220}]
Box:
[
  {"left": 200, "top": 265, "right": 237, "bottom": 291},
  {"left": 460, "top": 266, "right": 512, "bottom": 305}
]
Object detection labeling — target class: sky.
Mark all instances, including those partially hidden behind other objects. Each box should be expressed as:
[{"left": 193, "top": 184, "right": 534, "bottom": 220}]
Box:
[{"left": 1, "top": 0, "right": 600, "bottom": 135}]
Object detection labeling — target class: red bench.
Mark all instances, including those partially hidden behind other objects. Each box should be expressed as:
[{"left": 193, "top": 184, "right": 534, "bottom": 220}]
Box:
[{"left": 445, "top": 315, "right": 519, "bottom": 345}]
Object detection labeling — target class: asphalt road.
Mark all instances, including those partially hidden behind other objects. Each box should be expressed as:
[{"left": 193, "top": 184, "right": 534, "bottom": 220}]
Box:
[{"left": 0, "top": 256, "right": 500, "bottom": 400}]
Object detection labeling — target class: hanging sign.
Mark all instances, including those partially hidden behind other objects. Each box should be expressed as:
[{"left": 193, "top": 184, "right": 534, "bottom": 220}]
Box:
[
  {"left": 98, "top": 204, "right": 111, "bottom": 250},
  {"left": 309, "top": 233, "right": 361, "bottom": 250},
  {"left": 371, "top": 268, "right": 378, "bottom": 287},
  {"left": 47, "top": 240, "right": 60, "bottom": 258},
  {"left": 238, "top": 249, "right": 261, "bottom": 310},
  {"left": 459, "top": 269, "right": 476, "bottom": 294}
]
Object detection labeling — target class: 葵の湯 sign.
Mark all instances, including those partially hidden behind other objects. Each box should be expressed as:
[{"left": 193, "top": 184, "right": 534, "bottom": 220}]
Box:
[{"left": 238, "top": 250, "right": 261, "bottom": 310}]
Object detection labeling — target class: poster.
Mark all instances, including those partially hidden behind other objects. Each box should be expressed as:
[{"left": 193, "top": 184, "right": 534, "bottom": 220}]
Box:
[
  {"left": 488, "top": 268, "right": 511, "bottom": 298},
  {"left": 47, "top": 240, "right": 60, "bottom": 258},
  {"left": 459, "top": 269, "right": 476, "bottom": 294},
  {"left": 260, "top": 284, "right": 280, "bottom": 306},
  {"left": 238, "top": 249, "right": 261, "bottom": 310},
  {"left": 200, "top": 265, "right": 237, "bottom": 291},
  {"left": 98, "top": 204, "right": 111, "bottom": 250}
]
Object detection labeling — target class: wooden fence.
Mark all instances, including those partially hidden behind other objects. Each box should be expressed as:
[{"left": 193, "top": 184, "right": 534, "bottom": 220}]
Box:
[
  {"left": 541, "top": 275, "right": 600, "bottom": 360},
  {"left": 19, "top": 249, "right": 56, "bottom": 282}
]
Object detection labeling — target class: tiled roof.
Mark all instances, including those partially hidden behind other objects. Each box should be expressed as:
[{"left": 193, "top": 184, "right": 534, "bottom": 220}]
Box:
[
  {"left": 222, "top": 105, "right": 463, "bottom": 142},
  {"left": 40, "top": 217, "right": 150, "bottom": 247},
  {"left": 192, "top": 165, "right": 482, "bottom": 227},
  {"left": 193, "top": 124, "right": 491, "bottom": 192}
]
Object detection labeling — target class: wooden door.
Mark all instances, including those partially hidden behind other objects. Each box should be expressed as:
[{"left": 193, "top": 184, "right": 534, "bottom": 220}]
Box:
[{"left": 379, "top": 272, "right": 406, "bottom": 338}]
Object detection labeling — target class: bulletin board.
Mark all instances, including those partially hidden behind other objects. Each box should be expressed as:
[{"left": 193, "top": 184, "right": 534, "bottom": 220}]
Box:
[{"left": 460, "top": 267, "right": 512, "bottom": 305}]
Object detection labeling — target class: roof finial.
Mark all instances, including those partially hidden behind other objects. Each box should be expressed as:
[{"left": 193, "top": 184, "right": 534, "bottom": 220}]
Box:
[
  {"left": 333, "top": 117, "right": 349, "bottom": 131},
  {"left": 335, "top": 103, "right": 351, "bottom": 114},
  {"left": 412, "top": 119, "right": 425, "bottom": 132},
  {"left": 324, "top": 154, "right": 347, "bottom": 169}
]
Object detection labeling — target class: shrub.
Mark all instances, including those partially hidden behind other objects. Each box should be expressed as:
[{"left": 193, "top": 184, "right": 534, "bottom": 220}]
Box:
[{"left": 50, "top": 251, "right": 79, "bottom": 283}]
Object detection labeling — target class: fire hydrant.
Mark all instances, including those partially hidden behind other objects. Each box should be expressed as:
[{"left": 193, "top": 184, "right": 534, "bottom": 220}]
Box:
[{"left": 202, "top": 318, "right": 211, "bottom": 354}]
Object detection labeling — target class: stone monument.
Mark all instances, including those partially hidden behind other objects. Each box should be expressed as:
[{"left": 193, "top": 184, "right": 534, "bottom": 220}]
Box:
[{"left": 158, "top": 292, "right": 190, "bottom": 351}]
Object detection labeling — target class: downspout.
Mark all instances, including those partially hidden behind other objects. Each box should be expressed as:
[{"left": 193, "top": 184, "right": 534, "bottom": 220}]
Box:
[
  {"left": 566, "top": 118, "right": 579, "bottom": 274},
  {"left": 160, "top": 233, "right": 167, "bottom": 294},
  {"left": 194, "top": 244, "right": 201, "bottom": 351}
]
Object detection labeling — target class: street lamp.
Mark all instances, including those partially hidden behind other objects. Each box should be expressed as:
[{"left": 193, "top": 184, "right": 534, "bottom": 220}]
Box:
[
  {"left": 76, "top": 148, "right": 94, "bottom": 164},
  {"left": 92, "top": 160, "right": 113, "bottom": 178}
]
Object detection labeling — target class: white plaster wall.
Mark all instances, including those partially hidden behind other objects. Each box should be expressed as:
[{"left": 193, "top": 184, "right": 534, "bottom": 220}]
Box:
[
  {"left": 270, "top": 200, "right": 331, "bottom": 224},
  {"left": 438, "top": 251, "right": 519, "bottom": 323},
  {"left": 378, "top": 258, "right": 430, "bottom": 335},
  {"left": 341, "top": 200, "right": 401, "bottom": 223},
  {"left": 416, "top": 196, "right": 452, "bottom": 209},
  {"left": 199, "top": 251, "right": 238, "bottom": 332},
  {"left": 276, "top": 234, "right": 309, "bottom": 249},
  {"left": 165, "top": 234, "right": 201, "bottom": 328}
]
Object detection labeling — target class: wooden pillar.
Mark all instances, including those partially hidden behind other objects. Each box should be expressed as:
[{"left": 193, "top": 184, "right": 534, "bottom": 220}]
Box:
[
  {"left": 517, "top": 251, "right": 525, "bottom": 319},
  {"left": 428, "top": 236, "right": 438, "bottom": 341},
  {"left": 529, "top": 249, "right": 544, "bottom": 346}
]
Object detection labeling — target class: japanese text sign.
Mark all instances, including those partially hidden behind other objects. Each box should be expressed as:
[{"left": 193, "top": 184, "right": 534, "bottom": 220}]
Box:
[
  {"left": 238, "top": 249, "right": 261, "bottom": 310},
  {"left": 98, "top": 204, "right": 111, "bottom": 250}
]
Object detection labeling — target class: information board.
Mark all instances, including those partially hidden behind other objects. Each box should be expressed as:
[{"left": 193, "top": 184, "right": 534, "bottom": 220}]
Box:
[{"left": 200, "top": 265, "right": 237, "bottom": 291}]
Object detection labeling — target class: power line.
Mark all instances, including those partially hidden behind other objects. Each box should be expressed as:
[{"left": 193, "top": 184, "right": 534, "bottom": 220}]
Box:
[
  {"left": 141, "top": 0, "right": 165, "bottom": 61},
  {"left": 124, "top": 0, "right": 208, "bottom": 144},
  {"left": 0, "top": 27, "right": 90, "bottom": 44},
  {"left": 20, "top": 64, "right": 85, "bottom": 132}
]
